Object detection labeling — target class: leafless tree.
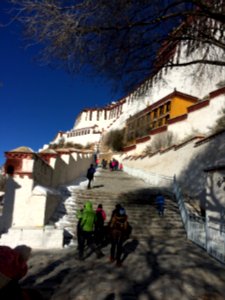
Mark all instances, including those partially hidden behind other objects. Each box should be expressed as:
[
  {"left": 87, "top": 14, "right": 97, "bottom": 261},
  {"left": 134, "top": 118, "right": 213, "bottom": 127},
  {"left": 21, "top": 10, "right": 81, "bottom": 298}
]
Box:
[
  {"left": 211, "top": 107, "right": 225, "bottom": 133},
  {"left": 6, "top": 0, "right": 225, "bottom": 91},
  {"left": 144, "top": 131, "right": 176, "bottom": 154},
  {"left": 105, "top": 128, "right": 125, "bottom": 151}
]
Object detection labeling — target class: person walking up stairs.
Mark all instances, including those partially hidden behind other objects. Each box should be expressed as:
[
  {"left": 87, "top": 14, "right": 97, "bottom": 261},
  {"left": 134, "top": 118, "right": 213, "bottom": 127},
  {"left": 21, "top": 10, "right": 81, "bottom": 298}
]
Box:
[
  {"left": 109, "top": 206, "right": 129, "bottom": 267},
  {"left": 77, "top": 201, "right": 104, "bottom": 260}
]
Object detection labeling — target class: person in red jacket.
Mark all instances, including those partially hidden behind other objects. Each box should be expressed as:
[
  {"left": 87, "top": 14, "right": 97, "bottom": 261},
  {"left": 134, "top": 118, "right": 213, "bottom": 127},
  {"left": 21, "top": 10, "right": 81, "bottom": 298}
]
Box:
[
  {"left": 0, "top": 245, "right": 31, "bottom": 299},
  {"left": 95, "top": 204, "right": 106, "bottom": 246}
]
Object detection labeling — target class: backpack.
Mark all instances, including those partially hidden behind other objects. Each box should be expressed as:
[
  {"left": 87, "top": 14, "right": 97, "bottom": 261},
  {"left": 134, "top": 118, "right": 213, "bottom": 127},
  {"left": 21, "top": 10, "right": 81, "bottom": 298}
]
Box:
[
  {"left": 95, "top": 210, "right": 104, "bottom": 228},
  {"left": 111, "top": 215, "right": 128, "bottom": 231}
]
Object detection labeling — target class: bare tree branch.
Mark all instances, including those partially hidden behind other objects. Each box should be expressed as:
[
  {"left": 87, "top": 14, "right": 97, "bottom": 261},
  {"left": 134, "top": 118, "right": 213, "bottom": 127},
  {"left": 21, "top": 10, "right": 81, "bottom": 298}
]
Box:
[{"left": 5, "top": 0, "right": 225, "bottom": 91}]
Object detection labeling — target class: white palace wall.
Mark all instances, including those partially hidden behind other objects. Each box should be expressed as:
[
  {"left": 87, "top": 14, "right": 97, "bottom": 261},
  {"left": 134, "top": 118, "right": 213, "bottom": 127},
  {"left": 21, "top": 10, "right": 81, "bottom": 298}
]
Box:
[
  {"left": 120, "top": 87, "right": 225, "bottom": 156},
  {"left": 65, "top": 131, "right": 101, "bottom": 147},
  {"left": 74, "top": 109, "right": 113, "bottom": 130},
  {"left": 45, "top": 39, "right": 225, "bottom": 154},
  {"left": 95, "top": 43, "right": 225, "bottom": 135},
  {"left": 116, "top": 130, "right": 225, "bottom": 214},
  {"left": 1, "top": 149, "right": 94, "bottom": 249}
]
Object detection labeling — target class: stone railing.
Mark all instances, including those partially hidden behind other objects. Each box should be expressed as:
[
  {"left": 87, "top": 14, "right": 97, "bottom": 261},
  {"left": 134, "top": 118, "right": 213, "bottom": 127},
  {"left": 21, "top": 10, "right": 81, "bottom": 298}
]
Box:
[
  {"left": 123, "top": 165, "right": 173, "bottom": 189},
  {"left": 173, "top": 176, "right": 225, "bottom": 264}
]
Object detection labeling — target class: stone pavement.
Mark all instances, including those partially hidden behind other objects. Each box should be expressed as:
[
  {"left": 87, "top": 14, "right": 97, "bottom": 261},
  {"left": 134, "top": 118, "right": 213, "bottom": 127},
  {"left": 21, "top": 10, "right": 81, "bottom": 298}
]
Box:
[{"left": 21, "top": 169, "right": 225, "bottom": 300}]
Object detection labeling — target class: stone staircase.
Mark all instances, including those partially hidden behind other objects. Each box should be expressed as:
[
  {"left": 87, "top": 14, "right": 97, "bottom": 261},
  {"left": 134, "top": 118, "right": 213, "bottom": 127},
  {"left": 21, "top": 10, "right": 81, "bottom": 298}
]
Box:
[
  {"left": 52, "top": 169, "right": 185, "bottom": 245},
  {"left": 23, "top": 169, "right": 225, "bottom": 300}
]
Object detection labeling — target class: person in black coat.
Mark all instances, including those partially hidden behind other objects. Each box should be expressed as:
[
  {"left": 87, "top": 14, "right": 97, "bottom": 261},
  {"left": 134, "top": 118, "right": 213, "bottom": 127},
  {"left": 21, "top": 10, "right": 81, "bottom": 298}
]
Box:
[{"left": 86, "top": 164, "right": 96, "bottom": 189}]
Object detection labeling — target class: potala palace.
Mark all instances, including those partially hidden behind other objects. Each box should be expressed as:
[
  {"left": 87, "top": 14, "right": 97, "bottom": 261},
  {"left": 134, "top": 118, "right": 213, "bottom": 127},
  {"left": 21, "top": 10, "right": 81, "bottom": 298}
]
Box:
[{"left": 1, "top": 34, "right": 225, "bottom": 252}]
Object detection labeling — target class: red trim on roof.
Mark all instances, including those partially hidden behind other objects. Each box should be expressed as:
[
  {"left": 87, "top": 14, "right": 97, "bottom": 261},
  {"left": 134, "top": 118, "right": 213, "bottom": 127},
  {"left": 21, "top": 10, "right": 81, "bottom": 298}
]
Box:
[
  {"left": 136, "top": 136, "right": 150, "bottom": 144},
  {"left": 160, "top": 145, "right": 176, "bottom": 153},
  {"left": 188, "top": 100, "right": 210, "bottom": 113},
  {"left": 150, "top": 126, "right": 167, "bottom": 135},
  {"left": 195, "top": 129, "right": 225, "bottom": 147},
  {"left": 128, "top": 90, "right": 198, "bottom": 121},
  {"left": 5, "top": 152, "right": 34, "bottom": 159},
  {"left": 175, "top": 136, "right": 204, "bottom": 150},
  {"left": 150, "top": 90, "right": 198, "bottom": 111},
  {"left": 168, "top": 114, "right": 187, "bottom": 124},
  {"left": 122, "top": 145, "right": 136, "bottom": 152},
  {"left": 209, "top": 86, "right": 225, "bottom": 99}
]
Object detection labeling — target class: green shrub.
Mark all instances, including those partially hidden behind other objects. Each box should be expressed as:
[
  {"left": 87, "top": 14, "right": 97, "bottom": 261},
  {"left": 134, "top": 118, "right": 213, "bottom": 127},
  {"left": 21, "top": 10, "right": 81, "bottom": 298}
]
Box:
[
  {"left": 212, "top": 107, "right": 225, "bottom": 133},
  {"left": 64, "top": 142, "right": 76, "bottom": 148},
  {"left": 144, "top": 131, "right": 176, "bottom": 155},
  {"left": 0, "top": 173, "right": 6, "bottom": 192},
  {"left": 105, "top": 129, "right": 125, "bottom": 152},
  {"left": 73, "top": 143, "right": 84, "bottom": 149},
  {"left": 83, "top": 143, "right": 95, "bottom": 150}
]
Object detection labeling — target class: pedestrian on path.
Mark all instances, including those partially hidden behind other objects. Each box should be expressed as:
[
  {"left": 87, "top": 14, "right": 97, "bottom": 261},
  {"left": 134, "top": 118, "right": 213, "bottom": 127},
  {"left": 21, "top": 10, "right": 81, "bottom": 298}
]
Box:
[
  {"left": 156, "top": 193, "right": 165, "bottom": 216},
  {"left": 76, "top": 205, "right": 85, "bottom": 250},
  {"left": 109, "top": 203, "right": 122, "bottom": 221},
  {"left": 109, "top": 206, "right": 128, "bottom": 267},
  {"left": 95, "top": 204, "right": 106, "bottom": 246},
  {"left": 86, "top": 164, "right": 96, "bottom": 189},
  {"left": 77, "top": 201, "right": 104, "bottom": 260}
]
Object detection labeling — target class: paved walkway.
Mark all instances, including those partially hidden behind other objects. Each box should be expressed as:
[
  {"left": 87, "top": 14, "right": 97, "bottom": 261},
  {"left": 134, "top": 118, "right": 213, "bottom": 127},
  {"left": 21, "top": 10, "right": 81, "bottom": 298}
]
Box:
[{"left": 22, "top": 169, "right": 225, "bottom": 300}]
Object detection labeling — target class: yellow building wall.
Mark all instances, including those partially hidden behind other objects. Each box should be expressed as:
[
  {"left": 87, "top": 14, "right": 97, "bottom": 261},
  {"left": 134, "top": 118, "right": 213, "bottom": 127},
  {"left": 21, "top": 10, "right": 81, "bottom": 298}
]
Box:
[{"left": 170, "top": 97, "right": 195, "bottom": 119}]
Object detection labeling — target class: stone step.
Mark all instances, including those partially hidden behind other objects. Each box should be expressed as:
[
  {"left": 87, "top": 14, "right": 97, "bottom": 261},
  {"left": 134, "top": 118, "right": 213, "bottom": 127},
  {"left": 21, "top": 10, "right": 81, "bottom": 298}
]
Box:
[{"left": 49, "top": 169, "right": 184, "bottom": 244}]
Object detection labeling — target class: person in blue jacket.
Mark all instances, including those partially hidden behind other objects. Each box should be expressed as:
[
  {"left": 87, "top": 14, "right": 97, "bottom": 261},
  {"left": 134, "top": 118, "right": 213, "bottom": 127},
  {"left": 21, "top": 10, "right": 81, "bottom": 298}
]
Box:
[{"left": 156, "top": 194, "right": 165, "bottom": 216}]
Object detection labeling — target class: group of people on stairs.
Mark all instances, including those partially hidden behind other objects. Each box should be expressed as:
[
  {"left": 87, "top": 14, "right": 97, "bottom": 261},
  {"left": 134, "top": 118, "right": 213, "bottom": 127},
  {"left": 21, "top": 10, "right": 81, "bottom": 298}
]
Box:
[
  {"left": 76, "top": 201, "right": 131, "bottom": 267},
  {"left": 79, "top": 163, "right": 166, "bottom": 266},
  {"left": 0, "top": 162, "right": 166, "bottom": 300}
]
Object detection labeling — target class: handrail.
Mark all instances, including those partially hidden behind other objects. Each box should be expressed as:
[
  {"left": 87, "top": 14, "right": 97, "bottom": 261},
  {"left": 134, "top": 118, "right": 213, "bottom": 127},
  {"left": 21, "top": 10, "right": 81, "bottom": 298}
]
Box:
[{"left": 173, "top": 175, "right": 225, "bottom": 264}]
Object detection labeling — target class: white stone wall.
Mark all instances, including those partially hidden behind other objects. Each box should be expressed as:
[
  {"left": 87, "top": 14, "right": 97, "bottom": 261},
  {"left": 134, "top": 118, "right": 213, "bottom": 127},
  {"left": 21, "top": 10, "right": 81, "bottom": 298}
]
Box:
[
  {"left": 0, "top": 227, "right": 63, "bottom": 249},
  {"left": 206, "top": 169, "right": 225, "bottom": 226},
  {"left": 1, "top": 175, "right": 34, "bottom": 230},
  {"left": 74, "top": 106, "right": 123, "bottom": 131},
  {"left": 95, "top": 45, "right": 225, "bottom": 135},
  {"left": 33, "top": 156, "right": 53, "bottom": 187},
  {"left": 50, "top": 68, "right": 224, "bottom": 150},
  {"left": 64, "top": 152, "right": 93, "bottom": 184},
  {"left": 0, "top": 150, "right": 94, "bottom": 248},
  {"left": 117, "top": 131, "right": 225, "bottom": 203},
  {"left": 65, "top": 132, "right": 101, "bottom": 146},
  {"left": 188, "top": 95, "right": 225, "bottom": 133},
  {"left": 48, "top": 152, "right": 91, "bottom": 186},
  {"left": 119, "top": 91, "right": 225, "bottom": 156},
  {"left": 161, "top": 93, "right": 225, "bottom": 142}
]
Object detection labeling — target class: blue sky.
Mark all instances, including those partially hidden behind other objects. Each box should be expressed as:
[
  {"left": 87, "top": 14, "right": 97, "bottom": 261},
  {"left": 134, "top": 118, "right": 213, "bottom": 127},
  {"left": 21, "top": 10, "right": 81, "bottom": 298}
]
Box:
[{"left": 0, "top": 2, "right": 122, "bottom": 166}]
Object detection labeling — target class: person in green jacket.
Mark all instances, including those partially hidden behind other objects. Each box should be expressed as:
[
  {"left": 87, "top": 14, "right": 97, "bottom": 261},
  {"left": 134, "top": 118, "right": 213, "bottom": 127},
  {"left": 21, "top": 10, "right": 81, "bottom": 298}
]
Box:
[{"left": 77, "top": 201, "right": 104, "bottom": 260}]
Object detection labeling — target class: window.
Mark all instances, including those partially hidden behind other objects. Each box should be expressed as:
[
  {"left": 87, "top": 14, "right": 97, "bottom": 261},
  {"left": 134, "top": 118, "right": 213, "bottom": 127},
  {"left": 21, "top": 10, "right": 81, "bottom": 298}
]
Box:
[
  {"left": 152, "top": 121, "right": 157, "bottom": 129},
  {"left": 159, "top": 106, "right": 164, "bottom": 115},
  {"left": 6, "top": 165, "right": 14, "bottom": 175},
  {"left": 165, "top": 115, "right": 170, "bottom": 123},
  {"left": 166, "top": 102, "right": 171, "bottom": 112}
]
